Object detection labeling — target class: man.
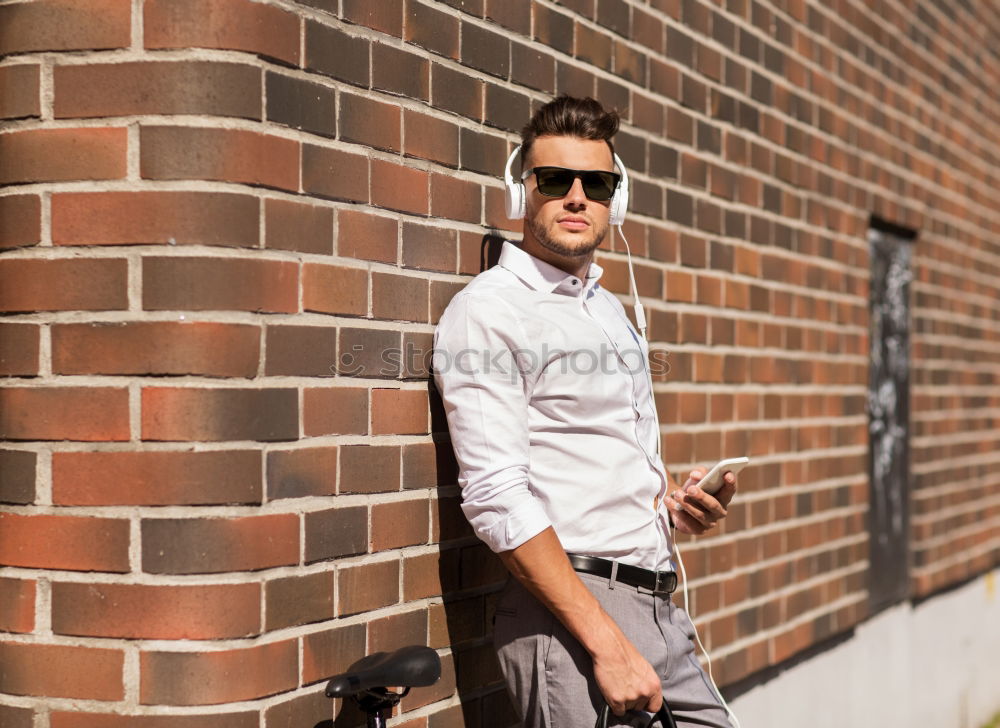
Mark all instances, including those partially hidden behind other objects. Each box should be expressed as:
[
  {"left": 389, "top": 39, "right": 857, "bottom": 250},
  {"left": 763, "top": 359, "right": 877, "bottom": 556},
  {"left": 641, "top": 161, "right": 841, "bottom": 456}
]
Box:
[{"left": 433, "top": 96, "right": 737, "bottom": 728}]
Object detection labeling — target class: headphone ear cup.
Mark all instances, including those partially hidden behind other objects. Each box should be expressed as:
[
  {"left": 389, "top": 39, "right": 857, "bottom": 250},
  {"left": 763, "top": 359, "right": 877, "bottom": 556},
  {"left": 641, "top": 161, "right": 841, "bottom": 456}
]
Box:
[
  {"left": 608, "top": 152, "right": 629, "bottom": 226},
  {"left": 503, "top": 144, "right": 526, "bottom": 220},
  {"left": 505, "top": 180, "right": 526, "bottom": 220},
  {"left": 608, "top": 186, "right": 627, "bottom": 226}
]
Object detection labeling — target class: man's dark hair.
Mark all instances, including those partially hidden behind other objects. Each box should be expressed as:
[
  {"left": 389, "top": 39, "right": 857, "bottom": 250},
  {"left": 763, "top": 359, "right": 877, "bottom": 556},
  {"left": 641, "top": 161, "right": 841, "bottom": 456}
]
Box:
[{"left": 520, "top": 95, "right": 619, "bottom": 169}]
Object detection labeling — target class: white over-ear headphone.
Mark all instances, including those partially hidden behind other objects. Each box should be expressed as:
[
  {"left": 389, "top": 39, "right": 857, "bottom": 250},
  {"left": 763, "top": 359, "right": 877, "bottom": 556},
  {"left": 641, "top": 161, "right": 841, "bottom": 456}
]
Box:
[{"left": 503, "top": 144, "right": 630, "bottom": 226}]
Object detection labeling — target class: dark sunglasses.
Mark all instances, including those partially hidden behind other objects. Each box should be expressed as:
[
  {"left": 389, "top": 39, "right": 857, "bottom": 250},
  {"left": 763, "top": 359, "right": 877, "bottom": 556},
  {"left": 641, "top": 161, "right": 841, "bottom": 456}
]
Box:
[{"left": 522, "top": 166, "right": 621, "bottom": 202}]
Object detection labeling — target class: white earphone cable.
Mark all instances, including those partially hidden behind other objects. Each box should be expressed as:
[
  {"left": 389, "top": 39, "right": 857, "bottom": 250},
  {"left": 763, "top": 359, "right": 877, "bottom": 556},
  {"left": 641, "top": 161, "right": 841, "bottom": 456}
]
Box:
[
  {"left": 672, "top": 538, "right": 742, "bottom": 728},
  {"left": 615, "top": 225, "right": 647, "bottom": 337},
  {"left": 617, "top": 224, "right": 742, "bottom": 728}
]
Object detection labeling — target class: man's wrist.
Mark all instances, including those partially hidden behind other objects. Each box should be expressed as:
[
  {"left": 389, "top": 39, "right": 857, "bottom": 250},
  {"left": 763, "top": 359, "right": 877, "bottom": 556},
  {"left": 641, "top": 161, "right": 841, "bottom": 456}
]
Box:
[{"left": 576, "top": 607, "right": 628, "bottom": 659}]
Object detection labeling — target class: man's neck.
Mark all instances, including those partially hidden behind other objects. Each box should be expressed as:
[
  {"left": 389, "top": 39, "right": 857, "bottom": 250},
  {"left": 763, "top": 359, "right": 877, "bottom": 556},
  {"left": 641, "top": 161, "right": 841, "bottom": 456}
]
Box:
[{"left": 520, "top": 235, "right": 595, "bottom": 280}]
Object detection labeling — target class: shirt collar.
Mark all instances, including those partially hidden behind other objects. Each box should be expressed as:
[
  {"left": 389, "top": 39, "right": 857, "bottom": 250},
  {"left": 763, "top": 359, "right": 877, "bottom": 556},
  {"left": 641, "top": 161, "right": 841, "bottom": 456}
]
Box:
[{"left": 498, "top": 241, "right": 604, "bottom": 297}]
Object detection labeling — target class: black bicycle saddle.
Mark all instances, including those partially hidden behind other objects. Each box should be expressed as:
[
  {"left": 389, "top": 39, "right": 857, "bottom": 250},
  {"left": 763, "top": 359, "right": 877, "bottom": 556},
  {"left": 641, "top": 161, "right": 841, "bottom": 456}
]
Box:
[{"left": 325, "top": 645, "right": 441, "bottom": 698}]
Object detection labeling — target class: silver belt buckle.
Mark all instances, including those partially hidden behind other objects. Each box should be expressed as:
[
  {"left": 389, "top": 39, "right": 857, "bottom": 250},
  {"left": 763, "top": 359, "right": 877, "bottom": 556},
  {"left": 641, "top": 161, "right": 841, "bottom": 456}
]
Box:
[{"left": 653, "top": 570, "right": 672, "bottom": 594}]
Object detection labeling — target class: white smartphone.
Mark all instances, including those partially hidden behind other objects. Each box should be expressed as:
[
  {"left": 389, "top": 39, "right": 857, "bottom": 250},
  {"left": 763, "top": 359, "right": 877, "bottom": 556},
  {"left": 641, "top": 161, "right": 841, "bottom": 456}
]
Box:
[{"left": 695, "top": 456, "right": 750, "bottom": 495}]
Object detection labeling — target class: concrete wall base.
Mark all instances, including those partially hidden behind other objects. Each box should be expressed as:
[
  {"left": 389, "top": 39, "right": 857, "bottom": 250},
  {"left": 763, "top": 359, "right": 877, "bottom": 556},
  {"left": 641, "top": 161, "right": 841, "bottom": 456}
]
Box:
[{"left": 729, "top": 568, "right": 1000, "bottom": 728}]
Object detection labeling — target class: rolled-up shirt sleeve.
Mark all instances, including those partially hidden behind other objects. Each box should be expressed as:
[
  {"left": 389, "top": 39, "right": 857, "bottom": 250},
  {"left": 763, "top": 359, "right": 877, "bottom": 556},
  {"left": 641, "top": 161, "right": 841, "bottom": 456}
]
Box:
[{"left": 432, "top": 293, "right": 551, "bottom": 552}]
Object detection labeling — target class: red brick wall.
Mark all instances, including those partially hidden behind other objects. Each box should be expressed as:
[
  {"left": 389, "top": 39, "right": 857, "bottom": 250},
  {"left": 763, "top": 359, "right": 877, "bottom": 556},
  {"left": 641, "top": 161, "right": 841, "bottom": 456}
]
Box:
[{"left": 1, "top": 0, "right": 998, "bottom": 725}]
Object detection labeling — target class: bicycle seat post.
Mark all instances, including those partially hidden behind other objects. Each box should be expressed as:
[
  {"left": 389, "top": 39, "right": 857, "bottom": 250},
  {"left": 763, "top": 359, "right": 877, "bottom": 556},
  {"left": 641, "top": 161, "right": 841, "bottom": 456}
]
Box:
[
  {"left": 357, "top": 688, "right": 401, "bottom": 728},
  {"left": 368, "top": 709, "right": 386, "bottom": 728}
]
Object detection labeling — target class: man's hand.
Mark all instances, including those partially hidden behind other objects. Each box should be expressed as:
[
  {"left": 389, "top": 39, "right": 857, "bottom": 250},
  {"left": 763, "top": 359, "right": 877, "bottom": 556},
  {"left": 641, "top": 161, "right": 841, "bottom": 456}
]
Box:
[
  {"left": 591, "top": 625, "right": 663, "bottom": 716},
  {"left": 668, "top": 468, "right": 737, "bottom": 535}
]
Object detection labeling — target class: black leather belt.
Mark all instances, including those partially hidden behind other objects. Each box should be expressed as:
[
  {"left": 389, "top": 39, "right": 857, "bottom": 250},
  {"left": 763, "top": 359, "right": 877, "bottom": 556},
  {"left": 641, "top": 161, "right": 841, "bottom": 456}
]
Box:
[{"left": 567, "top": 553, "right": 677, "bottom": 595}]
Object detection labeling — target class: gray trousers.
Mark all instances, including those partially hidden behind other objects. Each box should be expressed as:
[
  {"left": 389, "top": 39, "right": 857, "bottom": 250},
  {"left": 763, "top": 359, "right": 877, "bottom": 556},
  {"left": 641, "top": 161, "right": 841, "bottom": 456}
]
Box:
[{"left": 494, "top": 571, "right": 734, "bottom": 728}]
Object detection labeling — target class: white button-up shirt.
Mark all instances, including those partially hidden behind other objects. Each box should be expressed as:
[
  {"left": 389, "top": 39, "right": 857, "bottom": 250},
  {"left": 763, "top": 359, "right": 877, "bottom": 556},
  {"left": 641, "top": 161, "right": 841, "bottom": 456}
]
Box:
[{"left": 433, "top": 241, "right": 674, "bottom": 569}]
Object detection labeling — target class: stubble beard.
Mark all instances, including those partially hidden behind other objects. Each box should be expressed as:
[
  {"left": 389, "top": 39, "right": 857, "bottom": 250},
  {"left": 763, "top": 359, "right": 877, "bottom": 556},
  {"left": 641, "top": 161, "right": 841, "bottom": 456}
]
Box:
[{"left": 527, "top": 215, "right": 608, "bottom": 259}]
